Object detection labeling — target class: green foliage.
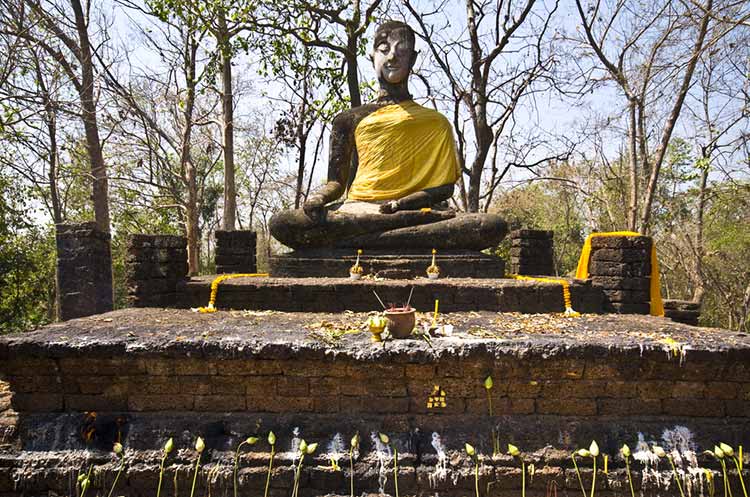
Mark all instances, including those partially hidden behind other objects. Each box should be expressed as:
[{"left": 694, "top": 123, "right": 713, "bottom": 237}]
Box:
[
  {"left": 491, "top": 164, "right": 586, "bottom": 276},
  {"left": 0, "top": 175, "right": 56, "bottom": 333}
]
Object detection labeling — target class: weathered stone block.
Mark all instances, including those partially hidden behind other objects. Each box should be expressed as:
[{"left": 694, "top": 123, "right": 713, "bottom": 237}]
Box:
[
  {"left": 216, "top": 360, "right": 282, "bottom": 376},
  {"left": 11, "top": 393, "right": 63, "bottom": 412},
  {"left": 662, "top": 398, "right": 722, "bottom": 417},
  {"left": 128, "top": 394, "right": 194, "bottom": 411},
  {"left": 591, "top": 276, "right": 650, "bottom": 291},
  {"left": 56, "top": 222, "right": 113, "bottom": 321},
  {"left": 597, "top": 398, "right": 662, "bottom": 415},
  {"left": 589, "top": 236, "right": 651, "bottom": 250},
  {"left": 510, "top": 229, "right": 553, "bottom": 239},
  {"left": 277, "top": 377, "right": 310, "bottom": 397},
  {"left": 603, "top": 302, "right": 650, "bottom": 314},
  {"left": 535, "top": 398, "right": 596, "bottom": 416},
  {"left": 588, "top": 260, "right": 650, "bottom": 277},
  {"left": 194, "top": 395, "right": 245, "bottom": 411},
  {"left": 602, "top": 289, "right": 650, "bottom": 302},
  {"left": 670, "top": 381, "right": 706, "bottom": 399},
  {"left": 65, "top": 394, "right": 127, "bottom": 411},
  {"left": 174, "top": 359, "right": 216, "bottom": 376},
  {"left": 590, "top": 248, "right": 649, "bottom": 263}
]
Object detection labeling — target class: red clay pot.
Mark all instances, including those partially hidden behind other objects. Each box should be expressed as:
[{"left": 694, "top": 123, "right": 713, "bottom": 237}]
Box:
[{"left": 385, "top": 307, "right": 416, "bottom": 339}]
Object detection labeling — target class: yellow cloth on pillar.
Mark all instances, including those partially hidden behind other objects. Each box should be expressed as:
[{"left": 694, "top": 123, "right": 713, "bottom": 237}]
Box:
[
  {"left": 575, "top": 231, "right": 664, "bottom": 317},
  {"left": 348, "top": 101, "right": 460, "bottom": 201}
]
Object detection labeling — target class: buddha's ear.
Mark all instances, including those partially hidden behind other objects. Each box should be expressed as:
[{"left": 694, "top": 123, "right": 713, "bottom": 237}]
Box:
[{"left": 409, "top": 49, "right": 419, "bottom": 69}]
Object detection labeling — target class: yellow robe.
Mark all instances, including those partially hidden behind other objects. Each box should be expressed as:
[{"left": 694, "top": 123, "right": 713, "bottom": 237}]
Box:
[{"left": 347, "top": 101, "right": 460, "bottom": 201}]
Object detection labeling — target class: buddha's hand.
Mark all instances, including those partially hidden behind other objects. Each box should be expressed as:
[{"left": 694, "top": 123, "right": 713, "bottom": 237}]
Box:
[
  {"left": 379, "top": 200, "right": 400, "bottom": 214},
  {"left": 303, "top": 194, "right": 327, "bottom": 223}
]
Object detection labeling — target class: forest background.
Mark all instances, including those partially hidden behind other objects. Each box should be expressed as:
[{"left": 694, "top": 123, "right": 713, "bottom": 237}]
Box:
[{"left": 0, "top": 0, "right": 747, "bottom": 333}]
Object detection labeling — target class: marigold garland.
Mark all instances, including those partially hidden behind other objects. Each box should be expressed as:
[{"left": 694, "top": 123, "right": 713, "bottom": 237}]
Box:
[
  {"left": 192, "top": 273, "right": 269, "bottom": 313},
  {"left": 511, "top": 275, "right": 581, "bottom": 317}
]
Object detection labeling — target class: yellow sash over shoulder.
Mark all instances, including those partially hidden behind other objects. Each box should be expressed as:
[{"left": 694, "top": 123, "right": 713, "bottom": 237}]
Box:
[{"left": 348, "top": 101, "right": 460, "bottom": 201}]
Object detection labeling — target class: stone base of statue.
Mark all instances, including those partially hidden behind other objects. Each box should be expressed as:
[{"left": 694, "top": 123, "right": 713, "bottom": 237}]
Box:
[
  {"left": 269, "top": 209, "right": 508, "bottom": 251},
  {"left": 270, "top": 249, "right": 505, "bottom": 279}
]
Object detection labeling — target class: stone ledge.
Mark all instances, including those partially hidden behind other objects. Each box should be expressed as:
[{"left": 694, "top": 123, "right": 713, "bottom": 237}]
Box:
[
  {"left": 0, "top": 309, "right": 747, "bottom": 361},
  {"left": 176, "top": 276, "right": 603, "bottom": 313}
]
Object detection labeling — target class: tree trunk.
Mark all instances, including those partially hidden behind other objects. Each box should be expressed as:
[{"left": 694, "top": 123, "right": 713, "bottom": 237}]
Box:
[
  {"left": 640, "top": 0, "right": 713, "bottom": 230},
  {"left": 345, "top": 34, "right": 361, "bottom": 108},
  {"left": 70, "top": 0, "right": 109, "bottom": 233},
  {"left": 691, "top": 156, "right": 709, "bottom": 304},
  {"left": 218, "top": 10, "right": 236, "bottom": 231},
  {"left": 182, "top": 27, "right": 200, "bottom": 275},
  {"left": 36, "top": 58, "right": 63, "bottom": 224},
  {"left": 627, "top": 100, "right": 638, "bottom": 231}
]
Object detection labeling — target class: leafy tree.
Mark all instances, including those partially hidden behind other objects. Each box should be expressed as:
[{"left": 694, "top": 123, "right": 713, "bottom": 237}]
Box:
[{"left": 0, "top": 174, "right": 56, "bottom": 333}]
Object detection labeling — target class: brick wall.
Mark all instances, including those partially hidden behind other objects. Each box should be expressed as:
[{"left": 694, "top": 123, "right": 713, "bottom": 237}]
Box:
[{"left": 4, "top": 352, "right": 749, "bottom": 421}]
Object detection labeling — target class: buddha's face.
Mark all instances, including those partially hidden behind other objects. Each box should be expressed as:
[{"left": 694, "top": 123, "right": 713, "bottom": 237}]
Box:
[{"left": 373, "top": 28, "right": 416, "bottom": 85}]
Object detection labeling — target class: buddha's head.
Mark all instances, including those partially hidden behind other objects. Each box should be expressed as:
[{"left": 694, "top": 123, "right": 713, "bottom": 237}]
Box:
[{"left": 372, "top": 21, "right": 417, "bottom": 86}]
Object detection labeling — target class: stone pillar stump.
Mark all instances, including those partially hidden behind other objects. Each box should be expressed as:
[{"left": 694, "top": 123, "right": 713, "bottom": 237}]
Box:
[
  {"left": 589, "top": 235, "right": 652, "bottom": 314},
  {"left": 509, "top": 229, "right": 554, "bottom": 275},
  {"left": 215, "top": 230, "right": 257, "bottom": 274},
  {"left": 664, "top": 299, "right": 701, "bottom": 326},
  {"left": 126, "top": 234, "right": 188, "bottom": 307},
  {"left": 55, "top": 222, "right": 113, "bottom": 320}
]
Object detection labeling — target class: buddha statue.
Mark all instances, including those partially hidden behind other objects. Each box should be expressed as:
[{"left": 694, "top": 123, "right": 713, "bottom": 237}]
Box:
[{"left": 270, "top": 21, "right": 507, "bottom": 251}]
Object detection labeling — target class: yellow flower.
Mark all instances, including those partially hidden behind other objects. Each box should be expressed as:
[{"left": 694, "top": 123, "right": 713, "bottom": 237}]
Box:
[
  {"left": 589, "top": 441, "right": 600, "bottom": 457},
  {"left": 484, "top": 376, "right": 493, "bottom": 390},
  {"left": 465, "top": 443, "right": 476, "bottom": 457},
  {"left": 719, "top": 443, "right": 734, "bottom": 457},
  {"left": 621, "top": 444, "right": 631, "bottom": 458},
  {"left": 195, "top": 437, "right": 205, "bottom": 453},
  {"left": 508, "top": 444, "right": 520, "bottom": 457}
]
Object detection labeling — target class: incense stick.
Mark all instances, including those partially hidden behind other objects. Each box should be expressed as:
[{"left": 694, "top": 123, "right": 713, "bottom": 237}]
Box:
[
  {"left": 372, "top": 291, "right": 387, "bottom": 310},
  {"left": 405, "top": 287, "right": 414, "bottom": 309}
]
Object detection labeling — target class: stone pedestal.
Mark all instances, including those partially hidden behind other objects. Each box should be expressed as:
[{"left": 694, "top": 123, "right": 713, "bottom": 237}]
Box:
[
  {"left": 215, "top": 230, "right": 257, "bottom": 274},
  {"left": 0, "top": 309, "right": 746, "bottom": 496},
  {"left": 126, "top": 234, "right": 188, "bottom": 307},
  {"left": 589, "top": 235, "right": 652, "bottom": 314},
  {"left": 270, "top": 249, "right": 504, "bottom": 279},
  {"left": 664, "top": 299, "right": 701, "bottom": 326},
  {"left": 55, "top": 222, "right": 113, "bottom": 321},
  {"left": 509, "top": 229, "right": 554, "bottom": 275}
]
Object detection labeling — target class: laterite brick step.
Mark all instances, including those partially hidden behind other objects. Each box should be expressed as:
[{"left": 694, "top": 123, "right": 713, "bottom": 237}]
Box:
[{"left": 176, "top": 276, "right": 604, "bottom": 313}]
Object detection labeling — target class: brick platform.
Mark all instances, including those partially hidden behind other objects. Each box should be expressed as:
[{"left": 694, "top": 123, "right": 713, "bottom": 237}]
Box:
[
  {"left": 271, "top": 249, "right": 505, "bottom": 279},
  {"left": 177, "top": 276, "right": 604, "bottom": 313},
  {"left": 0, "top": 309, "right": 748, "bottom": 496}
]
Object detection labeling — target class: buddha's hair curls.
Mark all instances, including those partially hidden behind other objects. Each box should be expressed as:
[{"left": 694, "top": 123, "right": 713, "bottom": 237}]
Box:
[{"left": 374, "top": 20, "right": 416, "bottom": 48}]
